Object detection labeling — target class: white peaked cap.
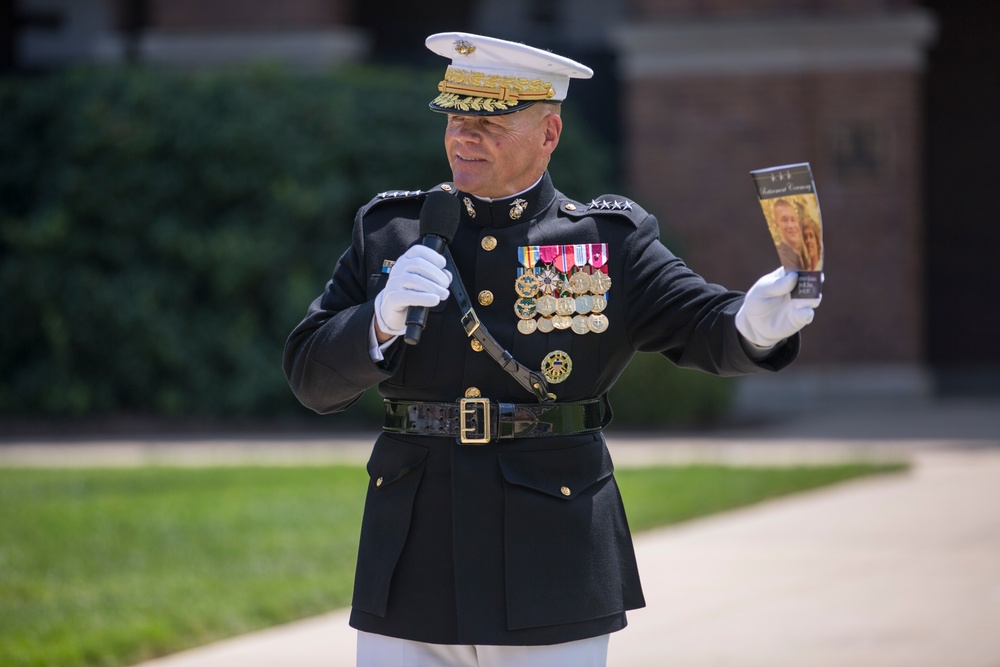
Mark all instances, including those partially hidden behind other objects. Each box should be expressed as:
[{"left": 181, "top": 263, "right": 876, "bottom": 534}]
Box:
[{"left": 426, "top": 32, "right": 593, "bottom": 115}]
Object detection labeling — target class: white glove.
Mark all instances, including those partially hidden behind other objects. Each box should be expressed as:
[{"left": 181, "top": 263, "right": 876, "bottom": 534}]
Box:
[
  {"left": 374, "top": 245, "right": 452, "bottom": 337},
  {"left": 735, "top": 267, "right": 821, "bottom": 349}
]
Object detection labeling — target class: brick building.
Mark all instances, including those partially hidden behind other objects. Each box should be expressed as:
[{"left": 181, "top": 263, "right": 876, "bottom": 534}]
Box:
[
  {"left": 612, "top": 2, "right": 936, "bottom": 410},
  {"left": 4, "top": 0, "right": 998, "bottom": 407}
]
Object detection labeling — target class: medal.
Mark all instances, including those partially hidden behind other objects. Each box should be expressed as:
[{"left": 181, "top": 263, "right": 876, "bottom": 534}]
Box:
[
  {"left": 589, "top": 271, "right": 612, "bottom": 295},
  {"left": 519, "top": 245, "right": 541, "bottom": 271},
  {"left": 588, "top": 313, "right": 609, "bottom": 333},
  {"left": 588, "top": 243, "right": 609, "bottom": 270},
  {"left": 514, "top": 298, "right": 536, "bottom": 319},
  {"left": 515, "top": 244, "right": 610, "bottom": 338},
  {"left": 537, "top": 266, "right": 564, "bottom": 295},
  {"left": 556, "top": 297, "right": 576, "bottom": 316},
  {"left": 568, "top": 270, "right": 592, "bottom": 295},
  {"left": 541, "top": 350, "right": 572, "bottom": 384},
  {"left": 515, "top": 273, "right": 540, "bottom": 298},
  {"left": 535, "top": 295, "right": 558, "bottom": 317}
]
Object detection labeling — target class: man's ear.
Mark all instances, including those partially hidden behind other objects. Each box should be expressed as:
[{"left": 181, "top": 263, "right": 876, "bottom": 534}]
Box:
[{"left": 540, "top": 112, "right": 562, "bottom": 157}]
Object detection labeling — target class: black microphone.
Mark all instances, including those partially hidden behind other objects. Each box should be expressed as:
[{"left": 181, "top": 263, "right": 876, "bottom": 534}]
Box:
[{"left": 404, "top": 190, "right": 461, "bottom": 345}]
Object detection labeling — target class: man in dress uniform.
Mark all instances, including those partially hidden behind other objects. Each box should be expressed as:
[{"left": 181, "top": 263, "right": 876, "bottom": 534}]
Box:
[{"left": 284, "top": 32, "right": 820, "bottom": 667}]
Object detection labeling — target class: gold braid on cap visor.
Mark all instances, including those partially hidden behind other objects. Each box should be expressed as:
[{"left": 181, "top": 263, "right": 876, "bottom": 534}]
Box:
[{"left": 433, "top": 67, "right": 556, "bottom": 113}]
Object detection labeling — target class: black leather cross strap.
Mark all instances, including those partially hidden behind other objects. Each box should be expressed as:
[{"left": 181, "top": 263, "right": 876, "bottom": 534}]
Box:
[
  {"left": 442, "top": 247, "right": 553, "bottom": 403},
  {"left": 383, "top": 398, "right": 606, "bottom": 444}
]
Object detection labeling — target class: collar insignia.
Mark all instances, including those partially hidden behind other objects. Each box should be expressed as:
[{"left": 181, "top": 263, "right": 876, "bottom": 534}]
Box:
[
  {"left": 509, "top": 198, "right": 528, "bottom": 220},
  {"left": 463, "top": 196, "right": 477, "bottom": 218}
]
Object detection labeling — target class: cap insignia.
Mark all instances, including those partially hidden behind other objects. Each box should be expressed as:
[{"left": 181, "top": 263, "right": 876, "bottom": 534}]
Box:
[{"left": 454, "top": 40, "right": 476, "bottom": 56}]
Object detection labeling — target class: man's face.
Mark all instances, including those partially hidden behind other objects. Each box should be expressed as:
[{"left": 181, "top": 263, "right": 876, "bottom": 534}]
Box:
[
  {"left": 444, "top": 105, "right": 560, "bottom": 199},
  {"left": 774, "top": 203, "right": 802, "bottom": 248}
]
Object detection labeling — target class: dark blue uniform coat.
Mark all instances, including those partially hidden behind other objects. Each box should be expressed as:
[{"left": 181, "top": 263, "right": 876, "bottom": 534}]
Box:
[{"left": 283, "top": 172, "right": 798, "bottom": 646}]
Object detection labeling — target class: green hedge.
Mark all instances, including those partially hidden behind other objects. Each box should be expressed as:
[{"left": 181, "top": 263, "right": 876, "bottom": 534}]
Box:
[{"left": 0, "top": 64, "right": 730, "bottom": 425}]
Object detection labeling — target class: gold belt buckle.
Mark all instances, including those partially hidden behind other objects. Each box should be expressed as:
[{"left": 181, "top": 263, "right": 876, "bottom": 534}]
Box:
[{"left": 459, "top": 398, "right": 490, "bottom": 444}]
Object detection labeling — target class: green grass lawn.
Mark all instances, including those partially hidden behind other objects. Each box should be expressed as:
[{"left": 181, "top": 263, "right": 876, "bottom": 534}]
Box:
[{"left": 0, "top": 462, "right": 904, "bottom": 667}]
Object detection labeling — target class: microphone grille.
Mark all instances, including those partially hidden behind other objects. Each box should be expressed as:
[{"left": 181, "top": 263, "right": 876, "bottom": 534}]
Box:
[{"left": 418, "top": 190, "right": 461, "bottom": 243}]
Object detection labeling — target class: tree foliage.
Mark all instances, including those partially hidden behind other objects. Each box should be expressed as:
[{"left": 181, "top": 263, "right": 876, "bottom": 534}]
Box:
[{"left": 0, "top": 64, "right": 727, "bottom": 425}]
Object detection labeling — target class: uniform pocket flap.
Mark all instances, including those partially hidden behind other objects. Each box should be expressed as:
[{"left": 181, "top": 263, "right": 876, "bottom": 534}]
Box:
[
  {"left": 498, "top": 438, "right": 613, "bottom": 500},
  {"left": 366, "top": 436, "right": 429, "bottom": 490}
]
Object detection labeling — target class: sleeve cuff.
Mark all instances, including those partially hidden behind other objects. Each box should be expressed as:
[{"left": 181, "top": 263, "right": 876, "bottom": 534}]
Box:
[
  {"left": 369, "top": 316, "right": 398, "bottom": 363},
  {"left": 739, "top": 334, "right": 783, "bottom": 361}
]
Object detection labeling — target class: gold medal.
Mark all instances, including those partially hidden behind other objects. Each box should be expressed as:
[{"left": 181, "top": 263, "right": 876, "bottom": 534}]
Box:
[
  {"left": 575, "top": 295, "right": 595, "bottom": 314},
  {"left": 588, "top": 313, "right": 609, "bottom": 334},
  {"left": 514, "top": 298, "right": 536, "bottom": 320},
  {"left": 537, "top": 316, "right": 555, "bottom": 333},
  {"left": 556, "top": 297, "right": 576, "bottom": 317},
  {"left": 589, "top": 271, "right": 612, "bottom": 295},
  {"left": 591, "top": 295, "right": 607, "bottom": 313},
  {"left": 571, "top": 315, "right": 590, "bottom": 335},
  {"left": 518, "top": 319, "right": 538, "bottom": 335},
  {"left": 541, "top": 350, "right": 572, "bottom": 384},
  {"left": 553, "top": 315, "right": 572, "bottom": 330},
  {"left": 515, "top": 273, "right": 540, "bottom": 298},
  {"left": 569, "top": 271, "right": 592, "bottom": 295},
  {"left": 535, "top": 295, "right": 558, "bottom": 316}
]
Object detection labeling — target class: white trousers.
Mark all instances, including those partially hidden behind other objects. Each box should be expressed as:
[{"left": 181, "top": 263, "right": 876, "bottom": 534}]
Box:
[{"left": 356, "top": 631, "right": 610, "bottom": 667}]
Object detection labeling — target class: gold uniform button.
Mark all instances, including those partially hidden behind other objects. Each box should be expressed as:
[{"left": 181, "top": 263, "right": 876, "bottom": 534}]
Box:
[
  {"left": 470, "top": 339, "right": 484, "bottom": 352},
  {"left": 441, "top": 184, "right": 453, "bottom": 192},
  {"left": 376, "top": 477, "right": 384, "bottom": 487},
  {"left": 465, "top": 387, "right": 482, "bottom": 398},
  {"left": 481, "top": 236, "right": 498, "bottom": 251},
  {"left": 478, "top": 290, "right": 494, "bottom": 306},
  {"left": 560, "top": 486, "right": 572, "bottom": 496},
  {"left": 564, "top": 203, "right": 577, "bottom": 211}
]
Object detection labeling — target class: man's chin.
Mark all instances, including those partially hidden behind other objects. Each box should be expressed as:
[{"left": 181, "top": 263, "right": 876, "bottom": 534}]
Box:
[{"left": 450, "top": 173, "right": 487, "bottom": 194}]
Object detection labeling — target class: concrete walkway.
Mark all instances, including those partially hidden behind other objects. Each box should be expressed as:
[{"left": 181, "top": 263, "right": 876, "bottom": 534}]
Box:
[{"left": 3, "top": 397, "right": 999, "bottom": 666}]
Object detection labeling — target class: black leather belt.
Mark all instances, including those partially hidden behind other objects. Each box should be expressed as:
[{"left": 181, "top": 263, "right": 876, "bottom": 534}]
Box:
[{"left": 383, "top": 398, "right": 607, "bottom": 444}]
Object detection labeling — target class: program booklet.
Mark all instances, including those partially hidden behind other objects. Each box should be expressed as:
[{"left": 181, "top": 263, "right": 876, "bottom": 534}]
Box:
[{"left": 750, "top": 162, "right": 823, "bottom": 299}]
